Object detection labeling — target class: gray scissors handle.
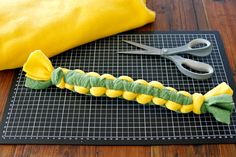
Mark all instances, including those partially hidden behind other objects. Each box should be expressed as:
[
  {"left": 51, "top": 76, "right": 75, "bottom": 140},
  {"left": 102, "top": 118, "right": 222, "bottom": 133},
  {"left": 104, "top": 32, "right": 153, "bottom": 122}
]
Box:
[
  {"left": 163, "top": 39, "right": 212, "bottom": 57},
  {"left": 166, "top": 55, "right": 214, "bottom": 80}
]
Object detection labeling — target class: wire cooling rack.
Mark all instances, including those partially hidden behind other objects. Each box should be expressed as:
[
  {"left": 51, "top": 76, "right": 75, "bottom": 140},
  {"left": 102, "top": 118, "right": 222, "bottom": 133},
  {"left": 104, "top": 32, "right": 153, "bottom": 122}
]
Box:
[{"left": 0, "top": 31, "right": 235, "bottom": 145}]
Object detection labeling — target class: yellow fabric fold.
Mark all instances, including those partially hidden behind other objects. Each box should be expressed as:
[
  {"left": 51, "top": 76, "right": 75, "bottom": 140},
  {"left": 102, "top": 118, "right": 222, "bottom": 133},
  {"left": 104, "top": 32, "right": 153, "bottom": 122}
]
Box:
[
  {"left": 23, "top": 50, "right": 54, "bottom": 80},
  {"left": 192, "top": 93, "right": 204, "bottom": 114},
  {"left": 204, "top": 82, "right": 233, "bottom": 99},
  {"left": 0, "top": 0, "right": 155, "bottom": 70}
]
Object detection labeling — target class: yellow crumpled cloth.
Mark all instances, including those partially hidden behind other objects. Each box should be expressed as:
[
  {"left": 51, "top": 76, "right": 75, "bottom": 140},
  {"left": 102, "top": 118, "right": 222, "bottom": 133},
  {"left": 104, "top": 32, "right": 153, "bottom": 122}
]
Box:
[{"left": 0, "top": 0, "right": 155, "bottom": 70}]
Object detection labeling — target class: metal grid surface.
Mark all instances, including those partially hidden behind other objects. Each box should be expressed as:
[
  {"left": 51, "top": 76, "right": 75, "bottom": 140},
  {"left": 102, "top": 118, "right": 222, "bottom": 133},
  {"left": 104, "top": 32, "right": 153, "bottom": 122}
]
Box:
[{"left": 0, "top": 32, "right": 235, "bottom": 145}]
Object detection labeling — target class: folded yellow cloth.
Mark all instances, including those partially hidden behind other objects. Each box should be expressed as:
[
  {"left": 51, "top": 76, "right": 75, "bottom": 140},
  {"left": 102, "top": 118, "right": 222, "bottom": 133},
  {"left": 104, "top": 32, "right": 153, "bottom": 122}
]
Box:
[{"left": 0, "top": 0, "right": 155, "bottom": 70}]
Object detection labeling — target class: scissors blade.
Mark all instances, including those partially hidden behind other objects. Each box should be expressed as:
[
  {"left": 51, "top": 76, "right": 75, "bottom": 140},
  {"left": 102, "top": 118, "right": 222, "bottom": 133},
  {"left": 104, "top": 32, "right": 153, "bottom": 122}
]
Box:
[
  {"left": 117, "top": 50, "right": 162, "bottom": 55},
  {"left": 123, "top": 40, "right": 159, "bottom": 51}
]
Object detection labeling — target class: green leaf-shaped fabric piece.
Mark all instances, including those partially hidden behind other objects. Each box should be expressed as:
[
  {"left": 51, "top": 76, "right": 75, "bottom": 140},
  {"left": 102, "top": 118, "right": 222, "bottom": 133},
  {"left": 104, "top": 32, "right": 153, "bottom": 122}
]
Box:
[
  {"left": 203, "top": 94, "right": 234, "bottom": 124},
  {"left": 25, "top": 77, "right": 52, "bottom": 89}
]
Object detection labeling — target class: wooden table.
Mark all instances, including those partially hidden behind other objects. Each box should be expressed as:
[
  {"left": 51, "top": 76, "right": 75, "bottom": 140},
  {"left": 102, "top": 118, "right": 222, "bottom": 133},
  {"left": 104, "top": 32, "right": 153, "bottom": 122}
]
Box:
[{"left": 1, "top": 0, "right": 236, "bottom": 156}]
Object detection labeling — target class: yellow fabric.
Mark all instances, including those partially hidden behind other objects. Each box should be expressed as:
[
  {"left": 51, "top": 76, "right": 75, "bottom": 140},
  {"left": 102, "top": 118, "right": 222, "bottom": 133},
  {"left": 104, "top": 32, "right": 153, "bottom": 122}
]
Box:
[
  {"left": 75, "top": 69, "right": 85, "bottom": 74},
  {"left": 0, "top": 0, "right": 155, "bottom": 70},
  {"left": 180, "top": 105, "right": 193, "bottom": 113},
  {"left": 152, "top": 97, "right": 167, "bottom": 106},
  {"left": 165, "top": 87, "right": 180, "bottom": 111},
  {"left": 61, "top": 68, "right": 70, "bottom": 74},
  {"left": 90, "top": 87, "right": 107, "bottom": 97},
  {"left": 86, "top": 72, "right": 100, "bottom": 78},
  {"left": 123, "top": 92, "right": 138, "bottom": 101},
  {"left": 136, "top": 94, "right": 153, "bottom": 104},
  {"left": 149, "top": 81, "right": 164, "bottom": 89},
  {"left": 87, "top": 72, "right": 107, "bottom": 96},
  {"left": 73, "top": 69, "right": 89, "bottom": 94},
  {"left": 119, "top": 76, "right": 134, "bottom": 82},
  {"left": 204, "top": 82, "right": 233, "bottom": 99},
  {"left": 22, "top": 51, "right": 234, "bottom": 116},
  {"left": 23, "top": 50, "right": 54, "bottom": 80},
  {"left": 178, "top": 91, "right": 193, "bottom": 113},
  {"left": 74, "top": 86, "right": 89, "bottom": 94},
  {"left": 57, "top": 68, "right": 71, "bottom": 89},
  {"left": 106, "top": 90, "right": 123, "bottom": 98},
  {"left": 192, "top": 83, "right": 233, "bottom": 114},
  {"left": 21, "top": 50, "right": 208, "bottom": 114},
  {"left": 165, "top": 87, "right": 177, "bottom": 92},
  {"left": 165, "top": 101, "right": 182, "bottom": 111},
  {"left": 149, "top": 81, "right": 166, "bottom": 105},
  {"left": 101, "top": 74, "right": 116, "bottom": 80},
  {"left": 119, "top": 76, "right": 138, "bottom": 100},
  {"left": 65, "top": 83, "right": 74, "bottom": 91},
  {"left": 101, "top": 74, "right": 123, "bottom": 98},
  {"left": 135, "top": 79, "right": 149, "bottom": 85},
  {"left": 192, "top": 93, "right": 205, "bottom": 114},
  {"left": 135, "top": 80, "right": 153, "bottom": 104},
  {"left": 56, "top": 78, "right": 65, "bottom": 89},
  {"left": 178, "top": 91, "right": 192, "bottom": 97}
]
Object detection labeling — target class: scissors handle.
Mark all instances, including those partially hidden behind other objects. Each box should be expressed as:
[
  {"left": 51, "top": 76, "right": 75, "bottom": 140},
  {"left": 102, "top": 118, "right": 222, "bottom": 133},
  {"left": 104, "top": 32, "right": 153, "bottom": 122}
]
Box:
[
  {"left": 163, "top": 39, "right": 212, "bottom": 57},
  {"left": 166, "top": 55, "right": 214, "bottom": 80}
]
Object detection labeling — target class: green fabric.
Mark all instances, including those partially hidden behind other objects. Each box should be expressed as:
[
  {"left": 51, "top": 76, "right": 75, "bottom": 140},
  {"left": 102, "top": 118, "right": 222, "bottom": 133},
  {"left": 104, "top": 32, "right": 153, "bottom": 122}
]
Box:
[
  {"left": 51, "top": 68, "right": 64, "bottom": 85},
  {"left": 26, "top": 67, "right": 193, "bottom": 105},
  {"left": 201, "top": 94, "right": 234, "bottom": 124},
  {"left": 112, "top": 79, "right": 125, "bottom": 90},
  {"left": 104, "top": 79, "right": 114, "bottom": 89},
  {"left": 25, "top": 77, "right": 52, "bottom": 89},
  {"left": 49, "top": 68, "right": 193, "bottom": 105},
  {"left": 147, "top": 86, "right": 156, "bottom": 96},
  {"left": 65, "top": 70, "right": 79, "bottom": 85}
]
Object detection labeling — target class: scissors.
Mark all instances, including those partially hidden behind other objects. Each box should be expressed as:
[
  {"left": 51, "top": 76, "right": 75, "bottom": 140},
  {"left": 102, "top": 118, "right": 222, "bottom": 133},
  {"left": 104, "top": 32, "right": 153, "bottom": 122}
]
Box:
[{"left": 117, "top": 38, "right": 214, "bottom": 80}]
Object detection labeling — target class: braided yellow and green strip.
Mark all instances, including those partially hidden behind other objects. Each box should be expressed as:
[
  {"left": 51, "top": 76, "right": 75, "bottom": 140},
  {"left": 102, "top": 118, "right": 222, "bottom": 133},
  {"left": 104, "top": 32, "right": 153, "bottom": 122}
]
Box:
[{"left": 23, "top": 50, "right": 234, "bottom": 124}]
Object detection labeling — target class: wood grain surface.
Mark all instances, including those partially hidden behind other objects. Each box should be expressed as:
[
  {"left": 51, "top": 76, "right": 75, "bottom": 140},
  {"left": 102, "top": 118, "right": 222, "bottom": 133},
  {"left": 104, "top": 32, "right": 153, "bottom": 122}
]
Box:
[{"left": 0, "top": 0, "right": 236, "bottom": 156}]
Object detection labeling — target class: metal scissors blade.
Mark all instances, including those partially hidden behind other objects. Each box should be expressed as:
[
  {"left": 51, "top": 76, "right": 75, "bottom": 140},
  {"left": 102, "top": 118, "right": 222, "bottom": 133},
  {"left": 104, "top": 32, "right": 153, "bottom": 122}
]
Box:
[
  {"left": 117, "top": 50, "right": 161, "bottom": 55},
  {"left": 123, "top": 40, "right": 160, "bottom": 51}
]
